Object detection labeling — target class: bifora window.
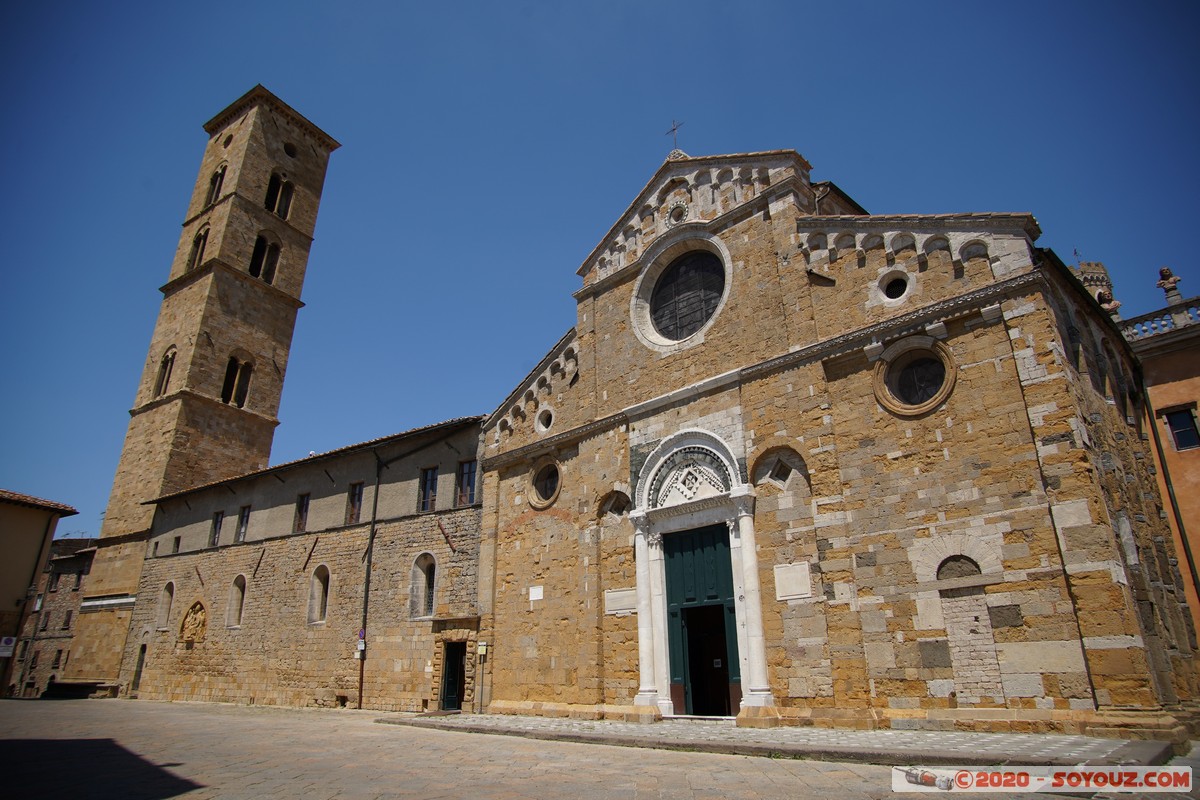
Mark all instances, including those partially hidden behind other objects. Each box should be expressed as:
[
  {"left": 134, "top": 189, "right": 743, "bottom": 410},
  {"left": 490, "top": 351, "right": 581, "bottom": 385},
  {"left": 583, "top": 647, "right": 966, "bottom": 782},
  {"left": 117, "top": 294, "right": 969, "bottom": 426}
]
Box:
[{"left": 650, "top": 251, "right": 725, "bottom": 341}]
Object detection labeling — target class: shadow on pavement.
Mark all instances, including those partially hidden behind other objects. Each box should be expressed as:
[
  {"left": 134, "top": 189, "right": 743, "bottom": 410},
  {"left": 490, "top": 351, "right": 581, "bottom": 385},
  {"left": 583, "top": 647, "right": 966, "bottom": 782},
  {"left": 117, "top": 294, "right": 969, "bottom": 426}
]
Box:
[{"left": 4, "top": 738, "right": 203, "bottom": 798}]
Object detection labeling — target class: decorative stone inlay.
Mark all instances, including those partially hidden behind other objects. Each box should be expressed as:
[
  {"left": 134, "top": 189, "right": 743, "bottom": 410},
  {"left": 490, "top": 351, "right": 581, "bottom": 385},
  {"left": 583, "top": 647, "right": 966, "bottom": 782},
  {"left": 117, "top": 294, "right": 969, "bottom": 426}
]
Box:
[{"left": 647, "top": 446, "right": 731, "bottom": 509}]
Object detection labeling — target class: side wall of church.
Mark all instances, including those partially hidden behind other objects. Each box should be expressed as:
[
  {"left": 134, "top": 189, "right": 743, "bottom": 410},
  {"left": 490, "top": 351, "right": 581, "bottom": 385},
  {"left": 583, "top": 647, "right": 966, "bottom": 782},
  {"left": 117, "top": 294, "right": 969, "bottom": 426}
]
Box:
[{"left": 120, "top": 423, "right": 483, "bottom": 711}]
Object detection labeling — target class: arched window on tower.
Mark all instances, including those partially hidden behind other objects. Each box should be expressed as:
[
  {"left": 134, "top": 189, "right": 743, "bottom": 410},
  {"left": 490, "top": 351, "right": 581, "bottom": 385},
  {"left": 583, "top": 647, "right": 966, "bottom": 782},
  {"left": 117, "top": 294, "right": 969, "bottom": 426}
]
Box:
[
  {"left": 205, "top": 165, "right": 226, "bottom": 207},
  {"left": 220, "top": 357, "right": 253, "bottom": 408},
  {"left": 411, "top": 554, "right": 436, "bottom": 618},
  {"left": 187, "top": 226, "right": 209, "bottom": 272},
  {"left": 154, "top": 348, "right": 176, "bottom": 398},
  {"left": 264, "top": 172, "right": 293, "bottom": 220},
  {"left": 248, "top": 235, "right": 280, "bottom": 285}
]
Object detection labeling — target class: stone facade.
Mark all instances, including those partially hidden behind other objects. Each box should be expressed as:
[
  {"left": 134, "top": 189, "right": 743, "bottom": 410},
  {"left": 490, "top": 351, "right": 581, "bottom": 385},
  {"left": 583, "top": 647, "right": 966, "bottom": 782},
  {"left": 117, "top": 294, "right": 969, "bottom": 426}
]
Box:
[
  {"left": 68, "top": 87, "right": 339, "bottom": 688},
  {"left": 12, "top": 539, "right": 95, "bottom": 697},
  {"left": 477, "top": 150, "right": 1198, "bottom": 738},
  {"left": 1120, "top": 272, "right": 1200, "bottom": 637},
  {"left": 83, "top": 93, "right": 1198, "bottom": 742}
]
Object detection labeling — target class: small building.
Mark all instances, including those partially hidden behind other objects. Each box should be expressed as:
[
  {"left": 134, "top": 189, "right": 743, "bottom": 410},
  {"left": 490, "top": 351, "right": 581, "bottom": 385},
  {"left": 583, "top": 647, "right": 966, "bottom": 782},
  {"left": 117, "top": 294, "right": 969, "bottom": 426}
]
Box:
[
  {"left": 13, "top": 538, "right": 95, "bottom": 697},
  {"left": 0, "top": 489, "right": 78, "bottom": 695}
]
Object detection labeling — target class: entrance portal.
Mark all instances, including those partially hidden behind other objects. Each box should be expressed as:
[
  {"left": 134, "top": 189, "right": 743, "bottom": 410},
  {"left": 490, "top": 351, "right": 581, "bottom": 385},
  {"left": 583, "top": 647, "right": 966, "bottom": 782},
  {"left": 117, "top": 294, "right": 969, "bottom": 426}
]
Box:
[
  {"left": 664, "top": 523, "right": 740, "bottom": 715},
  {"left": 440, "top": 641, "right": 466, "bottom": 711}
]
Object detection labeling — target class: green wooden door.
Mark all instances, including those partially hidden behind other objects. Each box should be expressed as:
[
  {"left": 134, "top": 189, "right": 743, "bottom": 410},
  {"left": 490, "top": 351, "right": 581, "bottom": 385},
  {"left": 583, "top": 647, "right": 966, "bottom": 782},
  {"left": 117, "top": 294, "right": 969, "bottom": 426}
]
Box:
[{"left": 664, "top": 524, "right": 740, "bottom": 715}]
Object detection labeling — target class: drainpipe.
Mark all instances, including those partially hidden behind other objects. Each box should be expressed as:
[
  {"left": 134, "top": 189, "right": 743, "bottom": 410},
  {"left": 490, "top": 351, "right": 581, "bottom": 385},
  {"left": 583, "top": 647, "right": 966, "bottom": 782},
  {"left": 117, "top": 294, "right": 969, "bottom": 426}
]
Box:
[
  {"left": 355, "top": 429, "right": 470, "bottom": 710},
  {"left": 356, "top": 451, "right": 385, "bottom": 710}
]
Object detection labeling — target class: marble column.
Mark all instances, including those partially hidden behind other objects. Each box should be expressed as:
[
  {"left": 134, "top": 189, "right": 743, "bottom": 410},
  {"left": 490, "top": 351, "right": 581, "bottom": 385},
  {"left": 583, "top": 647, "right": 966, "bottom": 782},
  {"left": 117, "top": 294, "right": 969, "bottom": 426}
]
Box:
[
  {"left": 630, "top": 511, "right": 658, "bottom": 708},
  {"left": 730, "top": 486, "right": 774, "bottom": 707}
]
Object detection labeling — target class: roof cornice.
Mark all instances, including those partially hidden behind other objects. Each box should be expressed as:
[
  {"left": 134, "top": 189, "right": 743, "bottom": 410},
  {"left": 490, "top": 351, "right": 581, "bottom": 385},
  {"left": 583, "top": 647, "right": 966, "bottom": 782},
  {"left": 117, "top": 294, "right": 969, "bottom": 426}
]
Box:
[
  {"left": 576, "top": 150, "right": 812, "bottom": 277},
  {"left": 203, "top": 85, "right": 340, "bottom": 152}
]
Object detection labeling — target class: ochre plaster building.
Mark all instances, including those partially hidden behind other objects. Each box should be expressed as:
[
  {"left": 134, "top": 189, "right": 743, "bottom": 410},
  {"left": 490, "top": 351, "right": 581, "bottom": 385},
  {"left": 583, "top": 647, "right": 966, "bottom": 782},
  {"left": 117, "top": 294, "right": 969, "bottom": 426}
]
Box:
[{"left": 73, "top": 89, "right": 1199, "bottom": 742}]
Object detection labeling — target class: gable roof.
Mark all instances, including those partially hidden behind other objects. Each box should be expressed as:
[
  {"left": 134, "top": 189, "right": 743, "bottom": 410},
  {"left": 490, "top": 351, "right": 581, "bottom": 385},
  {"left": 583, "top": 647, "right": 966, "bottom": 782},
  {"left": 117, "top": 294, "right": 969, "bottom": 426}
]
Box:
[
  {"left": 0, "top": 489, "right": 78, "bottom": 516},
  {"left": 485, "top": 328, "right": 577, "bottom": 429},
  {"left": 149, "top": 416, "right": 484, "bottom": 504}
]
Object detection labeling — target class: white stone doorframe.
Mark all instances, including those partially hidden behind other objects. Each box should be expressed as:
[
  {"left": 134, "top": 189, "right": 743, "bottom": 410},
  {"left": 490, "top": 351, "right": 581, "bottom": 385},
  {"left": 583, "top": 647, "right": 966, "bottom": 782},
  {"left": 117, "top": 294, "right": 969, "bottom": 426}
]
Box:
[{"left": 630, "top": 487, "right": 775, "bottom": 716}]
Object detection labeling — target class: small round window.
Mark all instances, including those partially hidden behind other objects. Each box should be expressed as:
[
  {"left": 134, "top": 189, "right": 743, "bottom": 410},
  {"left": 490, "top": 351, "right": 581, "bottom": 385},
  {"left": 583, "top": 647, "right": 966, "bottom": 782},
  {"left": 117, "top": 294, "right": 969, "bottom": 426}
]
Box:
[
  {"left": 650, "top": 251, "right": 725, "bottom": 341},
  {"left": 884, "top": 277, "right": 908, "bottom": 299},
  {"left": 529, "top": 458, "right": 562, "bottom": 509},
  {"left": 873, "top": 338, "right": 957, "bottom": 417}
]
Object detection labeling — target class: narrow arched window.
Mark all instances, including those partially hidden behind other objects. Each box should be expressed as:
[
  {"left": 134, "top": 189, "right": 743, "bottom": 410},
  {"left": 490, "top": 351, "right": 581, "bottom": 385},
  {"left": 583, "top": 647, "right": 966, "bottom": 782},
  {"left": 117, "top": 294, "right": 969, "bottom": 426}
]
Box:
[
  {"left": 227, "top": 575, "right": 246, "bottom": 627},
  {"left": 205, "top": 165, "right": 226, "bottom": 207},
  {"left": 187, "top": 227, "right": 209, "bottom": 271},
  {"left": 248, "top": 235, "right": 280, "bottom": 285},
  {"left": 220, "top": 357, "right": 253, "bottom": 408},
  {"left": 154, "top": 348, "right": 176, "bottom": 398},
  {"left": 309, "top": 565, "right": 329, "bottom": 624},
  {"left": 264, "top": 172, "right": 294, "bottom": 220},
  {"left": 157, "top": 582, "right": 174, "bottom": 629},
  {"left": 412, "top": 554, "right": 436, "bottom": 618}
]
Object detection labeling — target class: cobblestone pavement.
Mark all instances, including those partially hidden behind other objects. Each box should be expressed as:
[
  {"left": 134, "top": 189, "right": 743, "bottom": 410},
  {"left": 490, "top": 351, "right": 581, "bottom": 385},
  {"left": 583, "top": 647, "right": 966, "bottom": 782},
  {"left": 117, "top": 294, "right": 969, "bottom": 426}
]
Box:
[
  {"left": 386, "top": 713, "right": 1167, "bottom": 767},
  {"left": 0, "top": 700, "right": 1194, "bottom": 800}
]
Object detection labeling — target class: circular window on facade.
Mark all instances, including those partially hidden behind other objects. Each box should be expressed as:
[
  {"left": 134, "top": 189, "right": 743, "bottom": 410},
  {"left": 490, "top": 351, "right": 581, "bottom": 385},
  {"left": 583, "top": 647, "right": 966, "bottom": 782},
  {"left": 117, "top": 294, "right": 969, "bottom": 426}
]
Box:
[
  {"left": 878, "top": 269, "right": 911, "bottom": 302},
  {"left": 528, "top": 457, "right": 562, "bottom": 509},
  {"left": 650, "top": 251, "right": 725, "bottom": 341},
  {"left": 873, "top": 337, "right": 957, "bottom": 417}
]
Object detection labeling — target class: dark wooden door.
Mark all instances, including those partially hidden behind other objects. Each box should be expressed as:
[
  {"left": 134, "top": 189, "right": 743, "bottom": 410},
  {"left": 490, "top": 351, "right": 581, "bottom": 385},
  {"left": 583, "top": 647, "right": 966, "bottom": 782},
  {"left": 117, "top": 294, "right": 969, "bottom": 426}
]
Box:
[{"left": 441, "top": 641, "right": 466, "bottom": 711}]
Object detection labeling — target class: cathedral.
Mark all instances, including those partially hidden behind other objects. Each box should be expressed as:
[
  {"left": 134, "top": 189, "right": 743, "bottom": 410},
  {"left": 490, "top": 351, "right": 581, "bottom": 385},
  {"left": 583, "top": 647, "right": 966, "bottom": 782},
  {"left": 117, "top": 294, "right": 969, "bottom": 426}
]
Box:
[{"left": 62, "top": 87, "right": 1198, "bottom": 741}]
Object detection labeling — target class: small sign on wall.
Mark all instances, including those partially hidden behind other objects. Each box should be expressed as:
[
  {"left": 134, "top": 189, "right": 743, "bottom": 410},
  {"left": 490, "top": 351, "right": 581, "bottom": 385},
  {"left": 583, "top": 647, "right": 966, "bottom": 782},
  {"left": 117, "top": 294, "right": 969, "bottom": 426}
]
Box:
[
  {"left": 0, "top": 636, "right": 15, "bottom": 657},
  {"left": 528, "top": 585, "right": 543, "bottom": 601},
  {"left": 604, "top": 588, "right": 637, "bottom": 615},
  {"left": 774, "top": 562, "right": 812, "bottom": 601}
]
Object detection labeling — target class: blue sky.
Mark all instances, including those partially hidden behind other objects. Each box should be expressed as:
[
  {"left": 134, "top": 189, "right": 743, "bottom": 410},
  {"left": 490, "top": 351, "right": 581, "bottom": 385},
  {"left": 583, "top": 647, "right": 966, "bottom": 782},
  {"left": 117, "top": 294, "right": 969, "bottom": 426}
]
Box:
[{"left": 2, "top": 1, "right": 1198, "bottom": 537}]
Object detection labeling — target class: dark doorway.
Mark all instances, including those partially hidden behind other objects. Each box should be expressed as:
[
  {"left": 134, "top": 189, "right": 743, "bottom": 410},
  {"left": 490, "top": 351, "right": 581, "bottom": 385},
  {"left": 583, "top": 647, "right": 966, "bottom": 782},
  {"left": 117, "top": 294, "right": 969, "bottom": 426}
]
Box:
[
  {"left": 682, "top": 604, "right": 731, "bottom": 716},
  {"left": 130, "top": 644, "right": 147, "bottom": 694},
  {"left": 664, "top": 523, "right": 741, "bottom": 716},
  {"left": 440, "top": 641, "right": 466, "bottom": 711}
]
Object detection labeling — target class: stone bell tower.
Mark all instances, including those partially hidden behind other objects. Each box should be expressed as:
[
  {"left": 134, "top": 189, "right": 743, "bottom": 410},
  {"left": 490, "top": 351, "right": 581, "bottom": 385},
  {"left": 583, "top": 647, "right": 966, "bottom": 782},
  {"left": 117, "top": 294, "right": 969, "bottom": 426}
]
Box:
[{"left": 66, "top": 87, "right": 339, "bottom": 688}]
